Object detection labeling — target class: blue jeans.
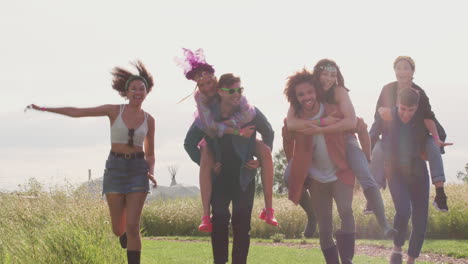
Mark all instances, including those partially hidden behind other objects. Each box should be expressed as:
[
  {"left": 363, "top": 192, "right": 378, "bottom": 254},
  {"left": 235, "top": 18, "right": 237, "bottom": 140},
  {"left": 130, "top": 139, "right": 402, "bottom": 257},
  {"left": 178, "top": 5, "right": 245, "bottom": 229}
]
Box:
[
  {"left": 369, "top": 140, "right": 387, "bottom": 189},
  {"left": 388, "top": 159, "right": 429, "bottom": 258},
  {"left": 346, "top": 135, "right": 379, "bottom": 190},
  {"left": 370, "top": 137, "right": 445, "bottom": 189},
  {"left": 425, "top": 137, "right": 446, "bottom": 183}
]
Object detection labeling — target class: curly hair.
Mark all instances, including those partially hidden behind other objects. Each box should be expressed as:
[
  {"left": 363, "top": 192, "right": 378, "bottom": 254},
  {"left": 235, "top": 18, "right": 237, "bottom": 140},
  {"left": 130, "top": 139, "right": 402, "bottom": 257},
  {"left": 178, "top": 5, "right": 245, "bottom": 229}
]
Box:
[
  {"left": 111, "top": 60, "right": 154, "bottom": 97},
  {"left": 284, "top": 68, "right": 315, "bottom": 117},
  {"left": 312, "top": 59, "right": 347, "bottom": 104}
]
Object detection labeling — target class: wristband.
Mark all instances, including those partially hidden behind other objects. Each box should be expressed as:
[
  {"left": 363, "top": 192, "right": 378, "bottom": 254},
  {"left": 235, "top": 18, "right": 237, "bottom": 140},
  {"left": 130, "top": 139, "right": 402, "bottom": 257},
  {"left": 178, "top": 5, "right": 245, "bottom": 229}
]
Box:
[
  {"left": 40, "top": 107, "right": 46, "bottom": 111},
  {"left": 233, "top": 128, "right": 239, "bottom": 136},
  {"left": 432, "top": 135, "right": 439, "bottom": 140},
  {"left": 239, "top": 128, "right": 244, "bottom": 137},
  {"left": 317, "top": 118, "right": 321, "bottom": 126}
]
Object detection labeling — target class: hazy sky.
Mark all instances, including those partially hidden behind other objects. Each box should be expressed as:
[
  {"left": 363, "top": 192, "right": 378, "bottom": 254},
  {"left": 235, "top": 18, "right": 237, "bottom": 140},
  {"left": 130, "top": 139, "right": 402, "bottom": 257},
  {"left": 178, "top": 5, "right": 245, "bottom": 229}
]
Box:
[{"left": 1, "top": 0, "right": 467, "bottom": 191}]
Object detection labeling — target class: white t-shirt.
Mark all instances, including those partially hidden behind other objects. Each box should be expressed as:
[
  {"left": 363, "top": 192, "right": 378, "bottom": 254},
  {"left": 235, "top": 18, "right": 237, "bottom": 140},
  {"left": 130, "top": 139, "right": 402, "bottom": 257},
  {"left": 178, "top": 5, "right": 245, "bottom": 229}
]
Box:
[{"left": 308, "top": 104, "right": 338, "bottom": 183}]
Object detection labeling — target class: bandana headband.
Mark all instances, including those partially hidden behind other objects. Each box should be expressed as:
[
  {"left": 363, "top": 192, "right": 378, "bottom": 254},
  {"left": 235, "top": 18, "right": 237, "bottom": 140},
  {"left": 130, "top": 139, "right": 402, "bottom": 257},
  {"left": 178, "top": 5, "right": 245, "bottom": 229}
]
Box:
[
  {"left": 318, "top": 64, "right": 337, "bottom": 72},
  {"left": 125, "top": 75, "right": 148, "bottom": 91}
]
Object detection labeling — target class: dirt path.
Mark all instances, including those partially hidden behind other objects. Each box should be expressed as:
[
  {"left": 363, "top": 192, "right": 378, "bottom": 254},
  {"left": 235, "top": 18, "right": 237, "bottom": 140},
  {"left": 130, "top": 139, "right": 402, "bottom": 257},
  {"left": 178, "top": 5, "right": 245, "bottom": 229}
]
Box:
[{"left": 147, "top": 237, "right": 467, "bottom": 264}]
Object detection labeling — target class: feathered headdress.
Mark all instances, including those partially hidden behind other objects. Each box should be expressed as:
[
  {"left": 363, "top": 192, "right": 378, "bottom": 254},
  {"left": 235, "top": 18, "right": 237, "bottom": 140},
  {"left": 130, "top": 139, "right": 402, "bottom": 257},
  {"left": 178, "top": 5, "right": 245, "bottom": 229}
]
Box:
[{"left": 175, "top": 48, "right": 215, "bottom": 81}]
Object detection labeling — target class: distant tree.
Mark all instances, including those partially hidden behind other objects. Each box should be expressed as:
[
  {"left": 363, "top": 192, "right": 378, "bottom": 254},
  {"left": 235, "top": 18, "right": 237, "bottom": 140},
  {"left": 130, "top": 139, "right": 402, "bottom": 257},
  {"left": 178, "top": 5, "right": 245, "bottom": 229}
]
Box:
[
  {"left": 254, "top": 172, "right": 263, "bottom": 195},
  {"left": 168, "top": 165, "right": 179, "bottom": 186},
  {"left": 17, "top": 177, "right": 44, "bottom": 196},
  {"left": 273, "top": 148, "right": 288, "bottom": 195},
  {"left": 457, "top": 163, "right": 468, "bottom": 184},
  {"left": 254, "top": 148, "right": 289, "bottom": 196}
]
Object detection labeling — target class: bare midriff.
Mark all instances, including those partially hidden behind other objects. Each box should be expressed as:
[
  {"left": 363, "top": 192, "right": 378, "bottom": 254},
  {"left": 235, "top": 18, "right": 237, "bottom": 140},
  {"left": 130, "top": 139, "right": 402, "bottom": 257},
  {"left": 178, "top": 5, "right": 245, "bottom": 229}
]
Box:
[{"left": 111, "top": 143, "right": 144, "bottom": 154}]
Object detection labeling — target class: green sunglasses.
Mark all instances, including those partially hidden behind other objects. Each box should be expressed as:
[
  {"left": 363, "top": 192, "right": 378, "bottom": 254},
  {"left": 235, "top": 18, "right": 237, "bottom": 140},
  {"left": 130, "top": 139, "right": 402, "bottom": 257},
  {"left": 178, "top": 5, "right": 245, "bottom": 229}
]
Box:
[{"left": 220, "top": 87, "right": 244, "bottom": 94}]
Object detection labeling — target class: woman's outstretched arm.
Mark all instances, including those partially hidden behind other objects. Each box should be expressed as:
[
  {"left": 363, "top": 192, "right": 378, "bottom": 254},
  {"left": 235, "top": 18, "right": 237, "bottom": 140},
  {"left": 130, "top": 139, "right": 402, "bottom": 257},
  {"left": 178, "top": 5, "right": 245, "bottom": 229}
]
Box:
[{"left": 28, "top": 104, "right": 114, "bottom": 118}]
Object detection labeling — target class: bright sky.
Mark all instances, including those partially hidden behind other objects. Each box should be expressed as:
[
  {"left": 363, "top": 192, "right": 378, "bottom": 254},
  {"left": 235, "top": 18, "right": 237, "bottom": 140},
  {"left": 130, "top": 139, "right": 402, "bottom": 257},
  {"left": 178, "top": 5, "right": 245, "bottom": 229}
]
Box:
[{"left": 1, "top": 0, "right": 467, "bottom": 191}]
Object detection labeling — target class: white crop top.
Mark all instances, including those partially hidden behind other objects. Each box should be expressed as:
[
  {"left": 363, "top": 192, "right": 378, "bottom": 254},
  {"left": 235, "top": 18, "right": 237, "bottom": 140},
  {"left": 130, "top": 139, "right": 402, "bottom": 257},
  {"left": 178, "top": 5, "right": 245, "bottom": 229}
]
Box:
[{"left": 111, "top": 105, "right": 148, "bottom": 147}]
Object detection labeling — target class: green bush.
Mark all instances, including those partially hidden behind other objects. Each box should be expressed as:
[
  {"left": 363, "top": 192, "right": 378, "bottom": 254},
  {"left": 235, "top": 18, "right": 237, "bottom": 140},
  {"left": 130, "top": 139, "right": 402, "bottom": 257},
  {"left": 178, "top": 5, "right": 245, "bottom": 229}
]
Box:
[{"left": 270, "top": 233, "right": 285, "bottom": 243}]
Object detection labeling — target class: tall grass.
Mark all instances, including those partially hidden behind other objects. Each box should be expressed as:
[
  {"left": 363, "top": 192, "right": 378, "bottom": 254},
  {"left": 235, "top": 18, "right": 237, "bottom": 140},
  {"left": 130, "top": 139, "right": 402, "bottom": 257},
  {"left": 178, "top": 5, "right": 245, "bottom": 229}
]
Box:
[
  {"left": 1, "top": 181, "right": 466, "bottom": 263},
  {"left": 0, "top": 181, "right": 125, "bottom": 264},
  {"left": 142, "top": 184, "right": 468, "bottom": 239}
]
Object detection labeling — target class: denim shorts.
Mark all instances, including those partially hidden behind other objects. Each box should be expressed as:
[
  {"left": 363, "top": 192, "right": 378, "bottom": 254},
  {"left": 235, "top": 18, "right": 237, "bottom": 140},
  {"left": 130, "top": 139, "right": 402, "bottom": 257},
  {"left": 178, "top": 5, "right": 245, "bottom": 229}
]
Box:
[{"left": 102, "top": 154, "right": 150, "bottom": 194}]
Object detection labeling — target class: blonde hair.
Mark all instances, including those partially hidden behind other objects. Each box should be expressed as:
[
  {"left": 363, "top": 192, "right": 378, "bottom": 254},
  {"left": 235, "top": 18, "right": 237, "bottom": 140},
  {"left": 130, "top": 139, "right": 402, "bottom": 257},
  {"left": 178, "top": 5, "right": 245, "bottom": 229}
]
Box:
[{"left": 393, "top": 56, "right": 415, "bottom": 71}]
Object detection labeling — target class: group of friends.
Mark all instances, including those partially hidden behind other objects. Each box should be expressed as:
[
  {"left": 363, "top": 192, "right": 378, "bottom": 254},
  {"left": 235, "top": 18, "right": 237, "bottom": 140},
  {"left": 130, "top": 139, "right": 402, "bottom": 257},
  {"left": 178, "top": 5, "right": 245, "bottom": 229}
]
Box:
[{"left": 28, "top": 49, "right": 452, "bottom": 264}]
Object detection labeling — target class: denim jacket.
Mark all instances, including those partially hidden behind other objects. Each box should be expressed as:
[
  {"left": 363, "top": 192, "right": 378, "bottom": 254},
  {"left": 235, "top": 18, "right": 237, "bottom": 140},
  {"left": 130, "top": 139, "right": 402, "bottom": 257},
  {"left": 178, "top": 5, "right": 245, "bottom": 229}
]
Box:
[{"left": 184, "top": 106, "right": 274, "bottom": 191}]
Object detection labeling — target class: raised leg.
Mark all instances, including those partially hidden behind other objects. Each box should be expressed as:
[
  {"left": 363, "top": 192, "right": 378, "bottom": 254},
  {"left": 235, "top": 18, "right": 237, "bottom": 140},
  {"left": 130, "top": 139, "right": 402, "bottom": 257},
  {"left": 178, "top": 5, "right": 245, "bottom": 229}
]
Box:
[
  {"left": 199, "top": 140, "right": 215, "bottom": 231},
  {"left": 106, "top": 193, "right": 126, "bottom": 237},
  {"left": 255, "top": 139, "right": 278, "bottom": 226}
]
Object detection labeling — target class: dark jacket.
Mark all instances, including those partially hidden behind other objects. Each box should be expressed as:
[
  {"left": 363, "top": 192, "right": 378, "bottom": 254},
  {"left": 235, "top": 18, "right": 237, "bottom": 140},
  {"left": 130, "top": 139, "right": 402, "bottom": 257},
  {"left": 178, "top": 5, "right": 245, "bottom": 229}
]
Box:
[
  {"left": 184, "top": 106, "right": 274, "bottom": 191},
  {"left": 369, "top": 81, "right": 447, "bottom": 153},
  {"left": 372, "top": 107, "right": 428, "bottom": 182}
]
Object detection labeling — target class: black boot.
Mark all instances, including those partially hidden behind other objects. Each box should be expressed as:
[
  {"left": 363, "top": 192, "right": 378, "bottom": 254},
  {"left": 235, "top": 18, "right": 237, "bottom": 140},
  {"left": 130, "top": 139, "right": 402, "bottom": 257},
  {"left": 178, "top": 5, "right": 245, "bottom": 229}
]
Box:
[
  {"left": 363, "top": 187, "right": 397, "bottom": 238},
  {"left": 119, "top": 233, "right": 127, "bottom": 249},
  {"left": 433, "top": 187, "right": 449, "bottom": 212},
  {"left": 299, "top": 191, "right": 317, "bottom": 238},
  {"left": 321, "top": 245, "right": 340, "bottom": 264},
  {"left": 335, "top": 232, "right": 355, "bottom": 264},
  {"left": 127, "top": 250, "right": 141, "bottom": 264},
  {"left": 389, "top": 251, "right": 403, "bottom": 264}
]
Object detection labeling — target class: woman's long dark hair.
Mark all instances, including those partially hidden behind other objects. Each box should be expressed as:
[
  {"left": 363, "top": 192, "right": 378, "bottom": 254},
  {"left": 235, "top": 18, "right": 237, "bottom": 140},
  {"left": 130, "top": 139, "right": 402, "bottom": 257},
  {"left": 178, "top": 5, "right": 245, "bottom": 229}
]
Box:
[{"left": 312, "top": 59, "right": 347, "bottom": 104}]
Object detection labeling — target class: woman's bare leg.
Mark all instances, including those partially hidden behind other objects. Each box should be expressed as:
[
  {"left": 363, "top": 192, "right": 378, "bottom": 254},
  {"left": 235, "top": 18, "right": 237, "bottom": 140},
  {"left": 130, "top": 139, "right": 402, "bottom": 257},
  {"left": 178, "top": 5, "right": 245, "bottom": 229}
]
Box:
[
  {"left": 106, "top": 193, "right": 126, "bottom": 237},
  {"left": 255, "top": 139, "right": 273, "bottom": 209},
  {"left": 125, "top": 192, "right": 147, "bottom": 251},
  {"left": 200, "top": 142, "right": 215, "bottom": 217}
]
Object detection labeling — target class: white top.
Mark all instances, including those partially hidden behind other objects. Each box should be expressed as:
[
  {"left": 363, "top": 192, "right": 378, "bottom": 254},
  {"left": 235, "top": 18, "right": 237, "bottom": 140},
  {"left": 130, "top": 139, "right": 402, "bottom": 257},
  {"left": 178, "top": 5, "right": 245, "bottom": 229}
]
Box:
[
  {"left": 309, "top": 103, "right": 338, "bottom": 183},
  {"left": 110, "top": 105, "right": 148, "bottom": 147}
]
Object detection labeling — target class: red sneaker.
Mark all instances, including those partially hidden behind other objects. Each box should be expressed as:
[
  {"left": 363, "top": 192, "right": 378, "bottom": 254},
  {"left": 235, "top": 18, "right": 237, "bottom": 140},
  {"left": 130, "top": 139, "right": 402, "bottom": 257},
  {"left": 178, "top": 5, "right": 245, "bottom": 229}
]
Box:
[
  {"left": 259, "top": 208, "right": 278, "bottom": 227},
  {"left": 198, "top": 215, "right": 212, "bottom": 232},
  {"left": 259, "top": 209, "right": 266, "bottom": 220}
]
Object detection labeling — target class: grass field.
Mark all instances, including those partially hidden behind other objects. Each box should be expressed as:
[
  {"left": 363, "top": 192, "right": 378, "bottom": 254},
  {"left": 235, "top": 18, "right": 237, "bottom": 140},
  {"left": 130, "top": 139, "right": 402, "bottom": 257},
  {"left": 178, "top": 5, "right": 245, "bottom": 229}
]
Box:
[
  {"left": 141, "top": 239, "right": 390, "bottom": 264},
  {"left": 140, "top": 238, "right": 464, "bottom": 264},
  {"left": 144, "top": 236, "right": 468, "bottom": 260}
]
